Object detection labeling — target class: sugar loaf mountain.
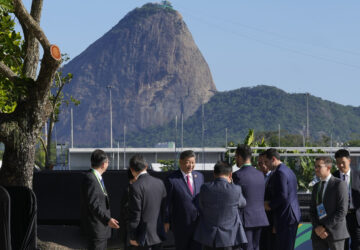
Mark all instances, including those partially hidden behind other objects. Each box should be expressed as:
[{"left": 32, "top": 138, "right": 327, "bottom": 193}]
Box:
[{"left": 58, "top": 2, "right": 360, "bottom": 147}]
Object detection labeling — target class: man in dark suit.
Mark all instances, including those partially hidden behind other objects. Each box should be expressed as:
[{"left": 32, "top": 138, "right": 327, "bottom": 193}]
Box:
[
  {"left": 232, "top": 145, "right": 269, "bottom": 250},
  {"left": 258, "top": 152, "right": 275, "bottom": 250},
  {"left": 128, "top": 154, "right": 167, "bottom": 250},
  {"left": 310, "top": 156, "right": 349, "bottom": 249},
  {"left": 164, "top": 150, "right": 204, "bottom": 250},
  {"left": 81, "top": 149, "right": 119, "bottom": 250},
  {"left": 263, "top": 148, "right": 301, "bottom": 250},
  {"left": 194, "top": 161, "right": 247, "bottom": 250},
  {"left": 333, "top": 149, "right": 360, "bottom": 250}
]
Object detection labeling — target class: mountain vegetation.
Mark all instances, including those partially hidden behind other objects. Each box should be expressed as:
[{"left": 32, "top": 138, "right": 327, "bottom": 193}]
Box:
[{"left": 123, "top": 85, "right": 360, "bottom": 147}]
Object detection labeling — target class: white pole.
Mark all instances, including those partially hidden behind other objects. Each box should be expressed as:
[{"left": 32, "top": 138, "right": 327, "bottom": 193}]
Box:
[
  {"left": 117, "top": 141, "right": 120, "bottom": 170},
  {"left": 123, "top": 124, "right": 126, "bottom": 169},
  {"left": 71, "top": 108, "right": 74, "bottom": 148},
  {"left": 278, "top": 124, "right": 281, "bottom": 147}
]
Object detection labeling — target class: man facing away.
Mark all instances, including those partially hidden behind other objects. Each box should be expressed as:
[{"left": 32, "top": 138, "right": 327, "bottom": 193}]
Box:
[
  {"left": 310, "top": 156, "right": 349, "bottom": 250},
  {"left": 263, "top": 148, "right": 301, "bottom": 250},
  {"left": 128, "top": 154, "right": 167, "bottom": 250},
  {"left": 81, "top": 149, "right": 119, "bottom": 250},
  {"left": 164, "top": 150, "right": 204, "bottom": 250},
  {"left": 232, "top": 145, "right": 269, "bottom": 250},
  {"left": 194, "top": 161, "right": 247, "bottom": 250},
  {"left": 258, "top": 152, "right": 275, "bottom": 250},
  {"left": 333, "top": 149, "right": 360, "bottom": 250}
]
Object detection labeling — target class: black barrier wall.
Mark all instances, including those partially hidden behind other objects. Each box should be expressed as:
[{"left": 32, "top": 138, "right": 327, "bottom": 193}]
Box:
[{"left": 33, "top": 170, "right": 311, "bottom": 224}]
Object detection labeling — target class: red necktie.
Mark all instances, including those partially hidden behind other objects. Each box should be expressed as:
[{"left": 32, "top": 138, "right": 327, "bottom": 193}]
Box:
[{"left": 186, "top": 174, "right": 193, "bottom": 195}]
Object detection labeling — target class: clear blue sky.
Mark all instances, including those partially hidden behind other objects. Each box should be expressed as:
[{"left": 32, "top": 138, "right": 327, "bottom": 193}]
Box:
[{"left": 24, "top": 0, "right": 360, "bottom": 106}]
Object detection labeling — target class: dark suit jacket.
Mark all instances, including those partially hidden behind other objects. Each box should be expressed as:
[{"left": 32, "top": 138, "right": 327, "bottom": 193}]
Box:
[
  {"left": 128, "top": 173, "right": 167, "bottom": 246},
  {"left": 333, "top": 169, "right": 360, "bottom": 224},
  {"left": 165, "top": 170, "right": 204, "bottom": 241},
  {"left": 81, "top": 170, "right": 111, "bottom": 239},
  {"left": 194, "top": 178, "right": 247, "bottom": 247},
  {"left": 310, "top": 175, "right": 349, "bottom": 241},
  {"left": 267, "top": 163, "right": 301, "bottom": 229},
  {"left": 233, "top": 165, "right": 269, "bottom": 228}
]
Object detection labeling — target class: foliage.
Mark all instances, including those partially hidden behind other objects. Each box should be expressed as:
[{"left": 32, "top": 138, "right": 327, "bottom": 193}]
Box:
[
  {"left": 0, "top": 8, "right": 24, "bottom": 113},
  {"left": 225, "top": 129, "right": 268, "bottom": 166},
  {"left": 123, "top": 85, "right": 359, "bottom": 147},
  {"left": 158, "top": 159, "right": 176, "bottom": 171}
]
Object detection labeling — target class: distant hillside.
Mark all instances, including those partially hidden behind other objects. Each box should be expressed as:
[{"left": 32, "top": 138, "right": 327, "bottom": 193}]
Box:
[
  {"left": 124, "top": 85, "right": 360, "bottom": 147},
  {"left": 57, "top": 2, "right": 216, "bottom": 146}
]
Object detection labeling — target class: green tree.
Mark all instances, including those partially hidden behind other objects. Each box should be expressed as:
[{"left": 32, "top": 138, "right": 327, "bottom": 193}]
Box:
[
  {"left": 0, "top": 1, "right": 62, "bottom": 188},
  {"left": 40, "top": 54, "right": 78, "bottom": 169},
  {"left": 158, "top": 159, "right": 176, "bottom": 171}
]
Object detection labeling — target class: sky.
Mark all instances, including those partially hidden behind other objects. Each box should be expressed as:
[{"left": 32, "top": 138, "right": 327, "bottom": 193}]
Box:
[{"left": 21, "top": 0, "right": 360, "bottom": 106}]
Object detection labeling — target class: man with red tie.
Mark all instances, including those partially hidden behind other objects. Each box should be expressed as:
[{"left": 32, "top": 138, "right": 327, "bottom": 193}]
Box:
[{"left": 164, "top": 150, "right": 204, "bottom": 250}]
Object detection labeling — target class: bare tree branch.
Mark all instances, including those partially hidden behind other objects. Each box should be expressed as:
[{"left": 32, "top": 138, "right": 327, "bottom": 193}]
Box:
[
  {"left": 13, "top": 0, "right": 50, "bottom": 50},
  {"left": 22, "top": 0, "right": 43, "bottom": 78},
  {"left": 0, "top": 61, "right": 19, "bottom": 82}
]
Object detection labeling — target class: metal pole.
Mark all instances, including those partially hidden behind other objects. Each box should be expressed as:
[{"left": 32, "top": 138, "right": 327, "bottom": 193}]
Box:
[
  {"left": 202, "top": 103, "right": 205, "bottom": 170},
  {"left": 175, "top": 115, "right": 178, "bottom": 161},
  {"left": 225, "top": 128, "right": 228, "bottom": 147},
  {"left": 71, "top": 108, "right": 74, "bottom": 148},
  {"left": 107, "top": 86, "right": 113, "bottom": 148},
  {"left": 117, "top": 141, "right": 120, "bottom": 170},
  {"left": 306, "top": 93, "right": 310, "bottom": 144},
  {"left": 123, "top": 124, "right": 126, "bottom": 169},
  {"left": 181, "top": 113, "right": 184, "bottom": 151},
  {"left": 278, "top": 124, "right": 281, "bottom": 147}
]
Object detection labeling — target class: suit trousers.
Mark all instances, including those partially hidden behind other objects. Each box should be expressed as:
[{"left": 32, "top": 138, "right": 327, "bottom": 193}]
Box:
[
  {"left": 244, "top": 227, "right": 262, "bottom": 250},
  {"left": 203, "top": 245, "right": 242, "bottom": 250},
  {"left": 275, "top": 223, "right": 298, "bottom": 250},
  {"left": 312, "top": 234, "right": 345, "bottom": 250},
  {"left": 87, "top": 238, "right": 107, "bottom": 250},
  {"left": 345, "top": 212, "right": 360, "bottom": 250},
  {"left": 259, "top": 225, "right": 275, "bottom": 250},
  {"left": 129, "top": 243, "right": 162, "bottom": 250}
]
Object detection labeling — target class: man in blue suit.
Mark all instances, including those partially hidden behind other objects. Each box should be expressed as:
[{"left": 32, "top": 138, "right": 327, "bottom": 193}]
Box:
[
  {"left": 233, "top": 145, "right": 269, "bottom": 250},
  {"left": 194, "top": 161, "right": 247, "bottom": 250},
  {"left": 164, "top": 150, "right": 204, "bottom": 250},
  {"left": 264, "top": 148, "right": 301, "bottom": 250}
]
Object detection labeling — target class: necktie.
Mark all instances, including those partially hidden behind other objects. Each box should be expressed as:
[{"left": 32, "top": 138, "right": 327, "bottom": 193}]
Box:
[
  {"left": 100, "top": 178, "right": 107, "bottom": 194},
  {"left": 186, "top": 175, "right": 193, "bottom": 195},
  {"left": 344, "top": 174, "right": 351, "bottom": 208},
  {"left": 318, "top": 181, "right": 325, "bottom": 204}
]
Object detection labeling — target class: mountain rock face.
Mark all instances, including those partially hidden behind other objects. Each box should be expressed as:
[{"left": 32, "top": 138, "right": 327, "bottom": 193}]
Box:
[{"left": 58, "top": 3, "right": 216, "bottom": 146}]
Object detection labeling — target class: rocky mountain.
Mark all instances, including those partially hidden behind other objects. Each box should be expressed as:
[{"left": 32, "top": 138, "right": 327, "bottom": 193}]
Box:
[
  {"left": 57, "top": 3, "right": 216, "bottom": 146},
  {"left": 125, "top": 85, "right": 360, "bottom": 147}
]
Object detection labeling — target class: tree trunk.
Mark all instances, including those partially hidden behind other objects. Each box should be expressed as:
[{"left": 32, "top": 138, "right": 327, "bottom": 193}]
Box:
[
  {"left": 0, "top": 130, "right": 37, "bottom": 188},
  {"left": 45, "top": 119, "right": 54, "bottom": 169}
]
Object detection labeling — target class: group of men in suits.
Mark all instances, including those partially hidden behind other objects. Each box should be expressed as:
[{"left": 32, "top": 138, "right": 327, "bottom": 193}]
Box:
[
  {"left": 81, "top": 146, "right": 304, "bottom": 250},
  {"left": 310, "top": 149, "right": 360, "bottom": 250}
]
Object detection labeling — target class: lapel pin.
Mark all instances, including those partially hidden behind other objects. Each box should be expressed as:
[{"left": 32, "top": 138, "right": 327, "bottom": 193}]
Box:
[{"left": 194, "top": 174, "right": 197, "bottom": 178}]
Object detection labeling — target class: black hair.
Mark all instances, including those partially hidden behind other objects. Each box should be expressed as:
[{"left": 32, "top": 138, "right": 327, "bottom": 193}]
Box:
[
  {"left": 264, "top": 148, "right": 280, "bottom": 160},
  {"left": 315, "top": 156, "right": 332, "bottom": 166},
  {"left": 127, "top": 168, "right": 135, "bottom": 180},
  {"left": 335, "top": 149, "right": 350, "bottom": 159},
  {"left": 214, "top": 161, "right": 232, "bottom": 176},
  {"left": 129, "top": 154, "right": 147, "bottom": 172},
  {"left": 180, "top": 150, "right": 196, "bottom": 160},
  {"left": 91, "top": 149, "right": 108, "bottom": 168},
  {"left": 235, "top": 144, "right": 252, "bottom": 160}
]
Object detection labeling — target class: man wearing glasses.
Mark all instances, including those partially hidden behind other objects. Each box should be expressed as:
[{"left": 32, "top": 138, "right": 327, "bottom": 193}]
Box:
[{"left": 310, "top": 156, "right": 349, "bottom": 250}]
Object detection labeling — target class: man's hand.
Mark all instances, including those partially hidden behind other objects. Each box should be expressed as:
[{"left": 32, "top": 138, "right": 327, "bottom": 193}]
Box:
[
  {"left": 164, "top": 223, "right": 170, "bottom": 233},
  {"left": 108, "top": 218, "right": 120, "bottom": 229},
  {"left": 320, "top": 231, "right": 328, "bottom": 239},
  {"left": 264, "top": 201, "right": 271, "bottom": 211},
  {"left": 314, "top": 225, "right": 326, "bottom": 237},
  {"left": 130, "top": 240, "right": 139, "bottom": 246}
]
